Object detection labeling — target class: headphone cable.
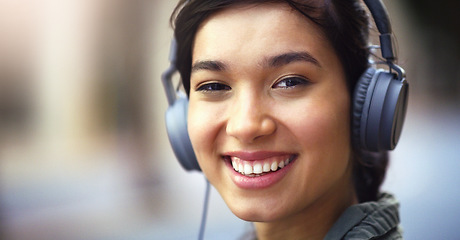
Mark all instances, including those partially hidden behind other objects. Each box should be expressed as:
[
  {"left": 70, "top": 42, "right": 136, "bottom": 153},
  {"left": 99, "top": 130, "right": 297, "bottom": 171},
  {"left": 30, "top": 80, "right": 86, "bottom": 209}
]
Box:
[{"left": 198, "top": 178, "right": 211, "bottom": 240}]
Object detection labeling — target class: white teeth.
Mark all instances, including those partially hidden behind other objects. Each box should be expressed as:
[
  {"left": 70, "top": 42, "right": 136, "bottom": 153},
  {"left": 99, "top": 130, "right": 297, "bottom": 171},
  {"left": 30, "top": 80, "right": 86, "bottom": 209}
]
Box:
[
  {"left": 278, "top": 160, "right": 285, "bottom": 168},
  {"left": 232, "top": 161, "right": 238, "bottom": 171},
  {"left": 253, "top": 163, "right": 263, "bottom": 174},
  {"left": 263, "top": 162, "right": 271, "bottom": 172},
  {"left": 244, "top": 163, "right": 253, "bottom": 175},
  {"left": 230, "top": 156, "right": 295, "bottom": 176},
  {"left": 270, "top": 161, "right": 278, "bottom": 171}
]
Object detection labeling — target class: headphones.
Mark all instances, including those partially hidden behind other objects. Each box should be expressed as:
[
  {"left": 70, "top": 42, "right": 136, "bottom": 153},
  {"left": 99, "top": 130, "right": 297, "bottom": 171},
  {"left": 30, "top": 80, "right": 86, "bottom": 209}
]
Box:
[{"left": 162, "top": 0, "right": 409, "bottom": 171}]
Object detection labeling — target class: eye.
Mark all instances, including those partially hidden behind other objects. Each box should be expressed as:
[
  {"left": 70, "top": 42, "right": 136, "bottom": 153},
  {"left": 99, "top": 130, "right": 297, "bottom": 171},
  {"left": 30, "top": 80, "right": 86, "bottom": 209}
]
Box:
[
  {"left": 273, "top": 76, "right": 310, "bottom": 89},
  {"left": 196, "top": 82, "right": 231, "bottom": 92}
]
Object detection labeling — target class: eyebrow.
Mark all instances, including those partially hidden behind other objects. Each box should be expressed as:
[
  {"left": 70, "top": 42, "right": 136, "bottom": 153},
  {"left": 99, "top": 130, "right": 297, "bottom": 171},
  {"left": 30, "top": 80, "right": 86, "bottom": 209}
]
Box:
[
  {"left": 191, "top": 51, "right": 321, "bottom": 73},
  {"left": 191, "top": 60, "right": 227, "bottom": 73},
  {"left": 266, "top": 51, "right": 321, "bottom": 68}
]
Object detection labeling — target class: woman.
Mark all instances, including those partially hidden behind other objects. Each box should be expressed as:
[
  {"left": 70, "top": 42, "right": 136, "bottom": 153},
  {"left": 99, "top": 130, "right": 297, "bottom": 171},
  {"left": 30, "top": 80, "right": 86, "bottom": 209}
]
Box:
[{"left": 168, "top": 0, "right": 403, "bottom": 239}]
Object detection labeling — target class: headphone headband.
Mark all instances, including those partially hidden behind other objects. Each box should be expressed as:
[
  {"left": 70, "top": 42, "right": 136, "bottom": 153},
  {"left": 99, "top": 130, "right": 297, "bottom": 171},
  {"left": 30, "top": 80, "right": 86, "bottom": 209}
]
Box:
[
  {"left": 364, "top": 0, "right": 391, "bottom": 34},
  {"left": 363, "top": 0, "right": 396, "bottom": 63},
  {"left": 162, "top": 39, "right": 178, "bottom": 106}
]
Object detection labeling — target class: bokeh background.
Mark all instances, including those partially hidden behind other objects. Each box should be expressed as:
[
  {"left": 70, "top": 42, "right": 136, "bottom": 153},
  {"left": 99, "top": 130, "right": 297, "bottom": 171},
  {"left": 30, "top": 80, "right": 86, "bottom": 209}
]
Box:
[{"left": 1, "top": 0, "right": 459, "bottom": 239}]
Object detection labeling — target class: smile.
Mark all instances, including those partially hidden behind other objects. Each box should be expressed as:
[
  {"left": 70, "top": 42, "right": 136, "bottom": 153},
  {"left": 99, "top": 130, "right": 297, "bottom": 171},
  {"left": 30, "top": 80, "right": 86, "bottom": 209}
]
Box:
[
  {"left": 223, "top": 151, "right": 297, "bottom": 189},
  {"left": 230, "top": 155, "right": 295, "bottom": 177}
]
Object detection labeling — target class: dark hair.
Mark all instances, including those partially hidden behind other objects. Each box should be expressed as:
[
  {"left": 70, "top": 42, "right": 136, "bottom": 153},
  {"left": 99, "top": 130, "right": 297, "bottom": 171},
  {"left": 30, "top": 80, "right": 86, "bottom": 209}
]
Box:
[{"left": 170, "top": 0, "right": 388, "bottom": 203}]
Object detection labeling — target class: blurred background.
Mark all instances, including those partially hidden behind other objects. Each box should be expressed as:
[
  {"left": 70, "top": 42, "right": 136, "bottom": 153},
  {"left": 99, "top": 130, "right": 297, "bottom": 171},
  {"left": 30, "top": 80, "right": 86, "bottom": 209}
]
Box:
[{"left": 0, "top": 0, "right": 459, "bottom": 239}]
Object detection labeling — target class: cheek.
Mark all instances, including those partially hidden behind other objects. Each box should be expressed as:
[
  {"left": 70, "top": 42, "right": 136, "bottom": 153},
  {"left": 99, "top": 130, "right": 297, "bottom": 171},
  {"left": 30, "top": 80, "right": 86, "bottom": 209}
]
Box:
[
  {"left": 187, "top": 104, "right": 208, "bottom": 161},
  {"left": 311, "top": 103, "right": 350, "bottom": 147},
  {"left": 281, "top": 94, "right": 353, "bottom": 198},
  {"left": 283, "top": 92, "right": 351, "bottom": 161},
  {"left": 187, "top": 101, "right": 224, "bottom": 170}
]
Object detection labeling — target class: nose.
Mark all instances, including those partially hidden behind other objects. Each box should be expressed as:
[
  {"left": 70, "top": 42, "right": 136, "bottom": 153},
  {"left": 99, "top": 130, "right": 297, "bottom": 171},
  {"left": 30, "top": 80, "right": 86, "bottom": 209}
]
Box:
[{"left": 226, "top": 93, "right": 276, "bottom": 143}]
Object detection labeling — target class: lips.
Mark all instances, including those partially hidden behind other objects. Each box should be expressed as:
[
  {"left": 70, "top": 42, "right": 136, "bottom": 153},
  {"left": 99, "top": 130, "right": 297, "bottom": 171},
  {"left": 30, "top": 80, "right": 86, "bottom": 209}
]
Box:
[{"left": 222, "top": 151, "right": 297, "bottom": 189}]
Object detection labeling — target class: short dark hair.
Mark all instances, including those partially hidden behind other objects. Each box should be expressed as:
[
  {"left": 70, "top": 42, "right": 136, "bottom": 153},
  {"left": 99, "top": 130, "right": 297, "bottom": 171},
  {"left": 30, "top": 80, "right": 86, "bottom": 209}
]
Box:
[{"left": 170, "top": 0, "right": 388, "bottom": 203}]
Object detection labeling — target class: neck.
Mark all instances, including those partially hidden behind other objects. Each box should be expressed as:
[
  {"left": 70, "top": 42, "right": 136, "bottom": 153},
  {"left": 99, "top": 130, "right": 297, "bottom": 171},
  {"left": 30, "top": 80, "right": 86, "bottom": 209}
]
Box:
[{"left": 253, "top": 175, "right": 358, "bottom": 240}]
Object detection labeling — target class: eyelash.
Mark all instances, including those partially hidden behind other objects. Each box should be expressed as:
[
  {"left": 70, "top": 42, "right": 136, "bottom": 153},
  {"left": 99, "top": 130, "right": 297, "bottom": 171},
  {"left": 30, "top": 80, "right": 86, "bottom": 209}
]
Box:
[
  {"left": 273, "top": 76, "right": 310, "bottom": 89},
  {"left": 196, "top": 82, "right": 231, "bottom": 92},
  {"left": 195, "top": 75, "right": 309, "bottom": 92}
]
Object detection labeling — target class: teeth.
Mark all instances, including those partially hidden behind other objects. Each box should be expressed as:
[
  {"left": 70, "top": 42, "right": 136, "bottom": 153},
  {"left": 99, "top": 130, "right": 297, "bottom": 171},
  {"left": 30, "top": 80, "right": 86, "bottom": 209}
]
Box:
[
  {"left": 244, "top": 163, "right": 253, "bottom": 175},
  {"left": 270, "top": 161, "right": 278, "bottom": 171},
  {"left": 232, "top": 161, "right": 238, "bottom": 172},
  {"left": 278, "top": 160, "right": 285, "bottom": 169},
  {"left": 230, "top": 156, "right": 295, "bottom": 176},
  {"left": 263, "top": 162, "right": 271, "bottom": 172},
  {"left": 285, "top": 158, "right": 290, "bottom": 165},
  {"left": 253, "top": 163, "right": 263, "bottom": 174}
]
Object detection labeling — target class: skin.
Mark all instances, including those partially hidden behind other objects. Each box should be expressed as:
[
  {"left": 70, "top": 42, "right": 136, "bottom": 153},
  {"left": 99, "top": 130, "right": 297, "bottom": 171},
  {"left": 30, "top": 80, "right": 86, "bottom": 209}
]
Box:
[{"left": 188, "top": 3, "right": 358, "bottom": 240}]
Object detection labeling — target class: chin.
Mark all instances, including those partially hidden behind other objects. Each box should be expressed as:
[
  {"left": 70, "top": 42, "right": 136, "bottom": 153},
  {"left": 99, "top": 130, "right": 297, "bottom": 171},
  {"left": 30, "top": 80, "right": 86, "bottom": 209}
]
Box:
[
  {"left": 232, "top": 209, "right": 273, "bottom": 222},
  {"left": 225, "top": 196, "right": 288, "bottom": 223}
]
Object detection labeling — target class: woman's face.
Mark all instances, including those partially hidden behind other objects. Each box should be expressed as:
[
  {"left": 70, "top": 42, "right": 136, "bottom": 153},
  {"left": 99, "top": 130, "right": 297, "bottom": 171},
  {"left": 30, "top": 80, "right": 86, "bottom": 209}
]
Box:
[{"left": 188, "top": 3, "right": 355, "bottom": 222}]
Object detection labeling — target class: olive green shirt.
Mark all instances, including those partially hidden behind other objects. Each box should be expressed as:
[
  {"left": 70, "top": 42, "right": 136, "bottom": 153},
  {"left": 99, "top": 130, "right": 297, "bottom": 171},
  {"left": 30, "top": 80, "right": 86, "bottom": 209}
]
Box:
[{"left": 324, "top": 192, "right": 403, "bottom": 240}]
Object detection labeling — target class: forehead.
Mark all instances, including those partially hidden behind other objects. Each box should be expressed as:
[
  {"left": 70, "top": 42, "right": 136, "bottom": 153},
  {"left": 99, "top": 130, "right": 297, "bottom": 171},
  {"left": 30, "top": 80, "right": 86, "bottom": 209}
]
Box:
[{"left": 192, "top": 2, "right": 331, "bottom": 65}]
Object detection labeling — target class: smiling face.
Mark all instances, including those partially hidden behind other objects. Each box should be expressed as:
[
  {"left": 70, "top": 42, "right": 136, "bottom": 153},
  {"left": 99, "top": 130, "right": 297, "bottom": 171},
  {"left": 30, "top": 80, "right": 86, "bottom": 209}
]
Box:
[{"left": 188, "top": 3, "right": 356, "bottom": 225}]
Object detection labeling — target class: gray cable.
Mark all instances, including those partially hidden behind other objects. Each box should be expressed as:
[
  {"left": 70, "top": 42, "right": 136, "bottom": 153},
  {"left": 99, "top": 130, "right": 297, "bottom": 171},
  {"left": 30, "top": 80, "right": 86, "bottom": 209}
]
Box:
[{"left": 198, "top": 178, "right": 210, "bottom": 240}]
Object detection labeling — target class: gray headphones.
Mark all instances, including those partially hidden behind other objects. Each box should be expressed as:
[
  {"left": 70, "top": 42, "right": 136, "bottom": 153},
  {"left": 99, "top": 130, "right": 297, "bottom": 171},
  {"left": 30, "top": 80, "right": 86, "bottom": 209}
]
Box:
[{"left": 162, "top": 0, "right": 409, "bottom": 171}]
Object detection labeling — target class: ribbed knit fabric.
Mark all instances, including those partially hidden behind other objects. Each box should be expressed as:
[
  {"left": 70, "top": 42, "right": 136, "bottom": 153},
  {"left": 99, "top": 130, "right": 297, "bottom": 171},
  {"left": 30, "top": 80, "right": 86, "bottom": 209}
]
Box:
[{"left": 324, "top": 192, "right": 403, "bottom": 240}]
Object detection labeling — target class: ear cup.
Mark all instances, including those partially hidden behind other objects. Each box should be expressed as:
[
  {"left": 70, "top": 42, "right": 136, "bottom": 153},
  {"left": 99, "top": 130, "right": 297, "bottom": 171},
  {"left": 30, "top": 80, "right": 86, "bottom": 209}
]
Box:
[
  {"left": 165, "top": 92, "right": 200, "bottom": 171},
  {"left": 353, "top": 67, "right": 408, "bottom": 152},
  {"left": 353, "top": 68, "right": 377, "bottom": 150}
]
